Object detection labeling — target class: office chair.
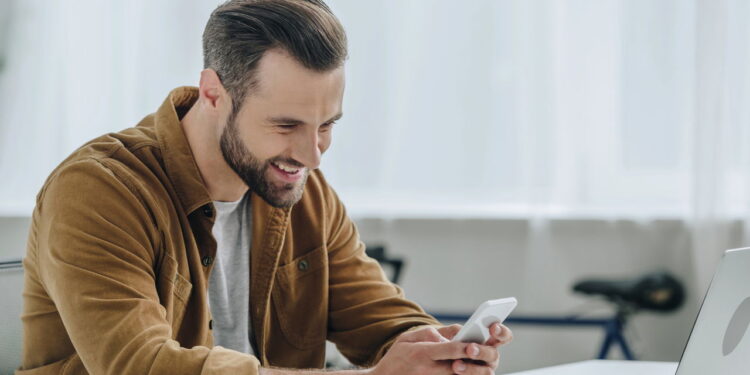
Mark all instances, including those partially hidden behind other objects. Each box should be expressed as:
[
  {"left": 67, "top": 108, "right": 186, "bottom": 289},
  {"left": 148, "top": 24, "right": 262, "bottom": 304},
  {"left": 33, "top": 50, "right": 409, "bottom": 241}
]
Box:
[{"left": 364, "top": 246, "right": 404, "bottom": 284}]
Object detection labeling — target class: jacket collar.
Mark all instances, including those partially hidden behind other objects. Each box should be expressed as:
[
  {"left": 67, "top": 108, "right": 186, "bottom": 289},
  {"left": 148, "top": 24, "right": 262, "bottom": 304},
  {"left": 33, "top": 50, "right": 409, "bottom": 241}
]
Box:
[
  {"left": 153, "top": 88, "right": 291, "bottom": 360},
  {"left": 154, "top": 86, "right": 214, "bottom": 215}
]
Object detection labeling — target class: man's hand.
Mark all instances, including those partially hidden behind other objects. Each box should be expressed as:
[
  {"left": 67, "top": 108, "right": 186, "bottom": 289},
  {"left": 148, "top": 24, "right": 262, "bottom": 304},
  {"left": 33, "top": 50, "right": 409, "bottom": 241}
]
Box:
[
  {"left": 369, "top": 324, "right": 513, "bottom": 375},
  {"left": 436, "top": 323, "right": 514, "bottom": 372},
  {"left": 259, "top": 325, "right": 513, "bottom": 375}
]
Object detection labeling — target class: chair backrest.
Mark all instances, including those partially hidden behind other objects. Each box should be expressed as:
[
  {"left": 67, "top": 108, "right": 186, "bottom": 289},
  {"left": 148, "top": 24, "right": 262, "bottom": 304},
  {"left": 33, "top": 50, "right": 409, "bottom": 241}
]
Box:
[{"left": 0, "top": 260, "right": 24, "bottom": 375}]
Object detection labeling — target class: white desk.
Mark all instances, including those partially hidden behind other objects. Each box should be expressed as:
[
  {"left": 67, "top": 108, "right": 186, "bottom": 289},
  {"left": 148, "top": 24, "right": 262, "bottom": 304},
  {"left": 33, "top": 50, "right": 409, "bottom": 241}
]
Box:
[{"left": 507, "top": 360, "right": 679, "bottom": 375}]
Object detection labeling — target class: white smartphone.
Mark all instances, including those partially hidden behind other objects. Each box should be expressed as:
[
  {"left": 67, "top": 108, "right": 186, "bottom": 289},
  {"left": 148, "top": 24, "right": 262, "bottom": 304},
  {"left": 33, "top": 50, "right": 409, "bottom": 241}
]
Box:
[{"left": 451, "top": 297, "right": 518, "bottom": 343}]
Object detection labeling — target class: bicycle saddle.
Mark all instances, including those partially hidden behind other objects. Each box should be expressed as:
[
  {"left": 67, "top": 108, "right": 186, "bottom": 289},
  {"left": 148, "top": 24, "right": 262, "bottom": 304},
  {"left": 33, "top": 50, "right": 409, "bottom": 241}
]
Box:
[{"left": 573, "top": 272, "right": 685, "bottom": 312}]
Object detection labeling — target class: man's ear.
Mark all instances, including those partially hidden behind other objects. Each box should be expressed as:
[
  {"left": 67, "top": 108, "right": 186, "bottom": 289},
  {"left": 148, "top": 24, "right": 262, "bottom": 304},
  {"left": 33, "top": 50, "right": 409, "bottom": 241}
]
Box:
[{"left": 199, "top": 69, "right": 227, "bottom": 110}]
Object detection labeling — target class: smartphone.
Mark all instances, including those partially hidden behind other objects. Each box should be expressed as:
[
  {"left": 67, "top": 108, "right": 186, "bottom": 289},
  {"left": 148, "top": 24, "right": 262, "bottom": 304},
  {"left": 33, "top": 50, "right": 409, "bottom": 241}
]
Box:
[{"left": 451, "top": 297, "right": 518, "bottom": 344}]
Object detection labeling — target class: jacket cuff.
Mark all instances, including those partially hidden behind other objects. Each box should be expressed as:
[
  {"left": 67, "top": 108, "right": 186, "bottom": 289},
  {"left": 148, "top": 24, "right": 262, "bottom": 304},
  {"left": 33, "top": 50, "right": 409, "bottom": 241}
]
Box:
[{"left": 202, "top": 346, "right": 261, "bottom": 375}]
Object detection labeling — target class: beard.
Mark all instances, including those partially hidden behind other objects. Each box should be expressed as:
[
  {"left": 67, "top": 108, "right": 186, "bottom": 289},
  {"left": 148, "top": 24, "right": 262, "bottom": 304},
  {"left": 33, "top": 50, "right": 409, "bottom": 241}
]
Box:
[{"left": 219, "top": 109, "right": 308, "bottom": 208}]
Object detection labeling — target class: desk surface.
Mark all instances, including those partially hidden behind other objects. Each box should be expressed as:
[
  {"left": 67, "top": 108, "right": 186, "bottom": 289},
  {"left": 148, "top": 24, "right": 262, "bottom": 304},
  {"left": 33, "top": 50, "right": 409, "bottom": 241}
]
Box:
[{"left": 507, "top": 360, "right": 679, "bottom": 375}]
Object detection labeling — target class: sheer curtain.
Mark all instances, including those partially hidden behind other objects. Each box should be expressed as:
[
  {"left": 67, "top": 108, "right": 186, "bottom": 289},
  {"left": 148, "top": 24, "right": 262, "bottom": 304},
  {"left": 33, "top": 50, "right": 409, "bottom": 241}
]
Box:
[
  {"left": 0, "top": 0, "right": 217, "bottom": 214},
  {"left": 323, "top": 0, "right": 700, "bottom": 217},
  {"left": 1, "top": 0, "right": 749, "bottom": 293},
  {"left": 690, "top": 0, "right": 750, "bottom": 292}
]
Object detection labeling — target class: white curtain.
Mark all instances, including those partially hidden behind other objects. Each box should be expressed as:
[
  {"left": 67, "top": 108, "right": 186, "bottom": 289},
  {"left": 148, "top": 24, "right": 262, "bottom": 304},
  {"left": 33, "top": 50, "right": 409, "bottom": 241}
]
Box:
[
  {"left": 0, "top": 0, "right": 219, "bottom": 214},
  {"left": 690, "top": 0, "right": 750, "bottom": 293},
  {"left": 324, "top": 0, "right": 695, "bottom": 217},
  {"left": 1, "top": 0, "right": 749, "bottom": 295}
]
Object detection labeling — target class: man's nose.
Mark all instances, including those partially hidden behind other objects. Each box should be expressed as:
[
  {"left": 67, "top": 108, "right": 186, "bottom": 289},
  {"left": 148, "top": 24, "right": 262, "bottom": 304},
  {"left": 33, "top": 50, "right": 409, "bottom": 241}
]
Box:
[{"left": 291, "top": 129, "right": 322, "bottom": 170}]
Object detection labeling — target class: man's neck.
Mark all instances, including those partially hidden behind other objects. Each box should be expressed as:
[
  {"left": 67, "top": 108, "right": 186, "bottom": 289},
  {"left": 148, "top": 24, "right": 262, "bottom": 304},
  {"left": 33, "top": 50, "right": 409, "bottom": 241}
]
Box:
[{"left": 181, "top": 99, "right": 248, "bottom": 202}]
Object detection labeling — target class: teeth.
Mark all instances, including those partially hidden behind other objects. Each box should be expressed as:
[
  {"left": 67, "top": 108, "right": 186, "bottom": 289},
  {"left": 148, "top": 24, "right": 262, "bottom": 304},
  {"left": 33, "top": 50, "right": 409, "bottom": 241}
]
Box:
[{"left": 274, "top": 162, "right": 300, "bottom": 174}]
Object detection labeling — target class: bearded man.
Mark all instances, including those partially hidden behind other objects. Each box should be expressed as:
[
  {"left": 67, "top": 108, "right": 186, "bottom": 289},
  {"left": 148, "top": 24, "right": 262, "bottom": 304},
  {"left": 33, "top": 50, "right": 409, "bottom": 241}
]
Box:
[{"left": 18, "top": 1, "right": 512, "bottom": 374}]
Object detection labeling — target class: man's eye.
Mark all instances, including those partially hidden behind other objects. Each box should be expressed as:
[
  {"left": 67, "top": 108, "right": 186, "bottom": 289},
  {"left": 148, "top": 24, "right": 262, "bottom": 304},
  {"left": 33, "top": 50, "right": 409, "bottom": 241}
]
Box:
[
  {"left": 278, "top": 124, "right": 298, "bottom": 130},
  {"left": 320, "top": 122, "right": 335, "bottom": 131}
]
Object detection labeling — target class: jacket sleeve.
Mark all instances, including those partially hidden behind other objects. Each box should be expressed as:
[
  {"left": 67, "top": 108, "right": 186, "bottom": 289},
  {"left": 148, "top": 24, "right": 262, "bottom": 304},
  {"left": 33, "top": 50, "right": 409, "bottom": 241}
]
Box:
[
  {"left": 34, "top": 159, "right": 260, "bottom": 375},
  {"left": 321, "top": 178, "right": 441, "bottom": 366}
]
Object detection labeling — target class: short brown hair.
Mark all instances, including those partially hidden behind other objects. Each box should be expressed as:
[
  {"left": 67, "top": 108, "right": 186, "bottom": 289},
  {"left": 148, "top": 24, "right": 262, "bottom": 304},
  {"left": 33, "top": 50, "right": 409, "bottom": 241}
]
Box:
[{"left": 203, "top": 0, "right": 348, "bottom": 109}]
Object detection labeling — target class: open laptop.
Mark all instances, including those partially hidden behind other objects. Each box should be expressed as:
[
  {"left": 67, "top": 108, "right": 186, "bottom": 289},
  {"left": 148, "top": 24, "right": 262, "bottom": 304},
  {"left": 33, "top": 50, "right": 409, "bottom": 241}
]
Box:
[
  {"left": 510, "top": 247, "right": 750, "bottom": 374},
  {"left": 675, "top": 247, "right": 750, "bottom": 374}
]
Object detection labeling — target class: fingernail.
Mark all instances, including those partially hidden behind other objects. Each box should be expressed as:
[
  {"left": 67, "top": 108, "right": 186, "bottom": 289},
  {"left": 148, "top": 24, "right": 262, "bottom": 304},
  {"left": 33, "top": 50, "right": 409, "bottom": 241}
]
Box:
[
  {"left": 495, "top": 324, "right": 503, "bottom": 335},
  {"left": 456, "top": 361, "right": 467, "bottom": 372},
  {"left": 469, "top": 344, "right": 480, "bottom": 357}
]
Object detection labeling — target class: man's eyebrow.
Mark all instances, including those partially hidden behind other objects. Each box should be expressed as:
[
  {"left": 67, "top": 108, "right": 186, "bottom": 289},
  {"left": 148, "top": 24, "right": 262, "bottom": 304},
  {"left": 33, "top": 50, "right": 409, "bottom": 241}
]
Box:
[
  {"left": 267, "top": 116, "right": 305, "bottom": 125},
  {"left": 327, "top": 112, "right": 343, "bottom": 123},
  {"left": 267, "top": 112, "right": 343, "bottom": 125}
]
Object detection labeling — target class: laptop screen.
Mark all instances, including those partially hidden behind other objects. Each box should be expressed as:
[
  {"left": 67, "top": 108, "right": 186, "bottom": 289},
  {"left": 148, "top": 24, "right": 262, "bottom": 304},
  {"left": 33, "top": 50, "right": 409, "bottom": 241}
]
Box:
[{"left": 677, "top": 248, "right": 750, "bottom": 374}]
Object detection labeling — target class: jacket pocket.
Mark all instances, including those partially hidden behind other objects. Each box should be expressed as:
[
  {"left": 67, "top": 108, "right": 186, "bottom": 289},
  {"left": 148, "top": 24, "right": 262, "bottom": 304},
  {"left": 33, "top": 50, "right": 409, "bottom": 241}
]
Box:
[
  {"left": 157, "top": 253, "right": 193, "bottom": 330},
  {"left": 272, "top": 245, "right": 328, "bottom": 349}
]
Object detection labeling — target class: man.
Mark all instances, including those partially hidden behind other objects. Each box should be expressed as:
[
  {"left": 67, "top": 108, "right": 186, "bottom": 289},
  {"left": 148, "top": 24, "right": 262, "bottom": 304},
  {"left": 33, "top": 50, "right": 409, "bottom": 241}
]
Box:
[{"left": 18, "top": 1, "right": 512, "bottom": 374}]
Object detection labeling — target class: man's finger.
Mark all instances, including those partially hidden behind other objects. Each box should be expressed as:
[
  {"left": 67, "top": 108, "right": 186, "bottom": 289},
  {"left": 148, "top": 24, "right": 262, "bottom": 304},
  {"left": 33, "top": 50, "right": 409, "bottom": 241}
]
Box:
[
  {"left": 463, "top": 343, "right": 499, "bottom": 365},
  {"left": 421, "top": 341, "right": 499, "bottom": 364},
  {"left": 421, "top": 341, "right": 471, "bottom": 361},
  {"left": 485, "top": 323, "right": 513, "bottom": 347},
  {"left": 452, "top": 359, "right": 495, "bottom": 375}
]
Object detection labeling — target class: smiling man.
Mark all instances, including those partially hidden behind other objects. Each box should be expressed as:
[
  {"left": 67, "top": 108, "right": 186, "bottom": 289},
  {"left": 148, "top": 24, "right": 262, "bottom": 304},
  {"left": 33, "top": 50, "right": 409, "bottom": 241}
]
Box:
[{"left": 18, "top": 1, "right": 511, "bottom": 375}]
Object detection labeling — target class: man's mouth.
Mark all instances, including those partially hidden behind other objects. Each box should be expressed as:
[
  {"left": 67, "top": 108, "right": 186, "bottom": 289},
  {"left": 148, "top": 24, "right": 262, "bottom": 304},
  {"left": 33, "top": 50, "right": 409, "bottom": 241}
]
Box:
[
  {"left": 270, "top": 161, "right": 305, "bottom": 182},
  {"left": 272, "top": 161, "right": 301, "bottom": 174}
]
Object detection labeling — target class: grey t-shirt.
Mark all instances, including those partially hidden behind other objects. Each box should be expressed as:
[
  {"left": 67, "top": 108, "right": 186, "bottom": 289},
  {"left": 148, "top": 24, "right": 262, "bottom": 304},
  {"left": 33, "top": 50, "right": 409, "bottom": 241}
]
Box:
[{"left": 208, "top": 193, "right": 255, "bottom": 355}]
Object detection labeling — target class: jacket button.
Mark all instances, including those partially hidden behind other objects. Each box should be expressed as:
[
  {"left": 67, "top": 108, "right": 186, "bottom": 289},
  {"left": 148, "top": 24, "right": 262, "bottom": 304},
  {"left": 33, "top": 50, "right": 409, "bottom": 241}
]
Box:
[
  {"left": 203, "top": 205, "right": 214, "bottom": 218},
  {"left": 298, "top": 259, "right": 309, "bottom": 271},
  {"left": 209, "top": 319, "right": 213, "bottom": 330},
  {"left": 201, "top": 255, "right": 214, "bottom": 267}
]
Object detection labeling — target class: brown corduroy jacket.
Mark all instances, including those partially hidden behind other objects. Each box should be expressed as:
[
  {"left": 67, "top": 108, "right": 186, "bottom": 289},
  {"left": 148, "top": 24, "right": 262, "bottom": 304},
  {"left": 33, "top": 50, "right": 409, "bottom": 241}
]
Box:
[{"left": 18, "top": 87, "right": 439, "bottom": 375}]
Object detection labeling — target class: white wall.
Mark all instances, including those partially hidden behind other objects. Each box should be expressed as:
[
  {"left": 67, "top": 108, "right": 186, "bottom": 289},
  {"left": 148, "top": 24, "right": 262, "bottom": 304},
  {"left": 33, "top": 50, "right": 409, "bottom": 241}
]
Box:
[{"left": 1, "top": 215, "right": 741, "bottom": 373}]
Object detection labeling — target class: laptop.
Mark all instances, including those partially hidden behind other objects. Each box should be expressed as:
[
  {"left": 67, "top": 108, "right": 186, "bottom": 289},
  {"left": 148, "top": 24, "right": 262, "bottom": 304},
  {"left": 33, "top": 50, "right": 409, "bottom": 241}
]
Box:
[{"left": 675, "top": 247, "right": 750, "bottom": 374}]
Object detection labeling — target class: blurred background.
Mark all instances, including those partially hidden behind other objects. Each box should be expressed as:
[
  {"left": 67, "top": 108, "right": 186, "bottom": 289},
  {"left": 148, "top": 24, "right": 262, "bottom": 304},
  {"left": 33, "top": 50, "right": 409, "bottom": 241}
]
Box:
[{"left": 1, "top": 0, "right": 750, "bottom": 373}]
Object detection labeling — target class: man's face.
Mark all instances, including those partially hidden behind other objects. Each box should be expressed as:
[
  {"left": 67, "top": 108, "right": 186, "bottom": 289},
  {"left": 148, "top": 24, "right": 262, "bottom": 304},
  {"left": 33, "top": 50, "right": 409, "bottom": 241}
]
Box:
[{"left": 219, "top": 49, "right": 344, "bottom": 208}]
